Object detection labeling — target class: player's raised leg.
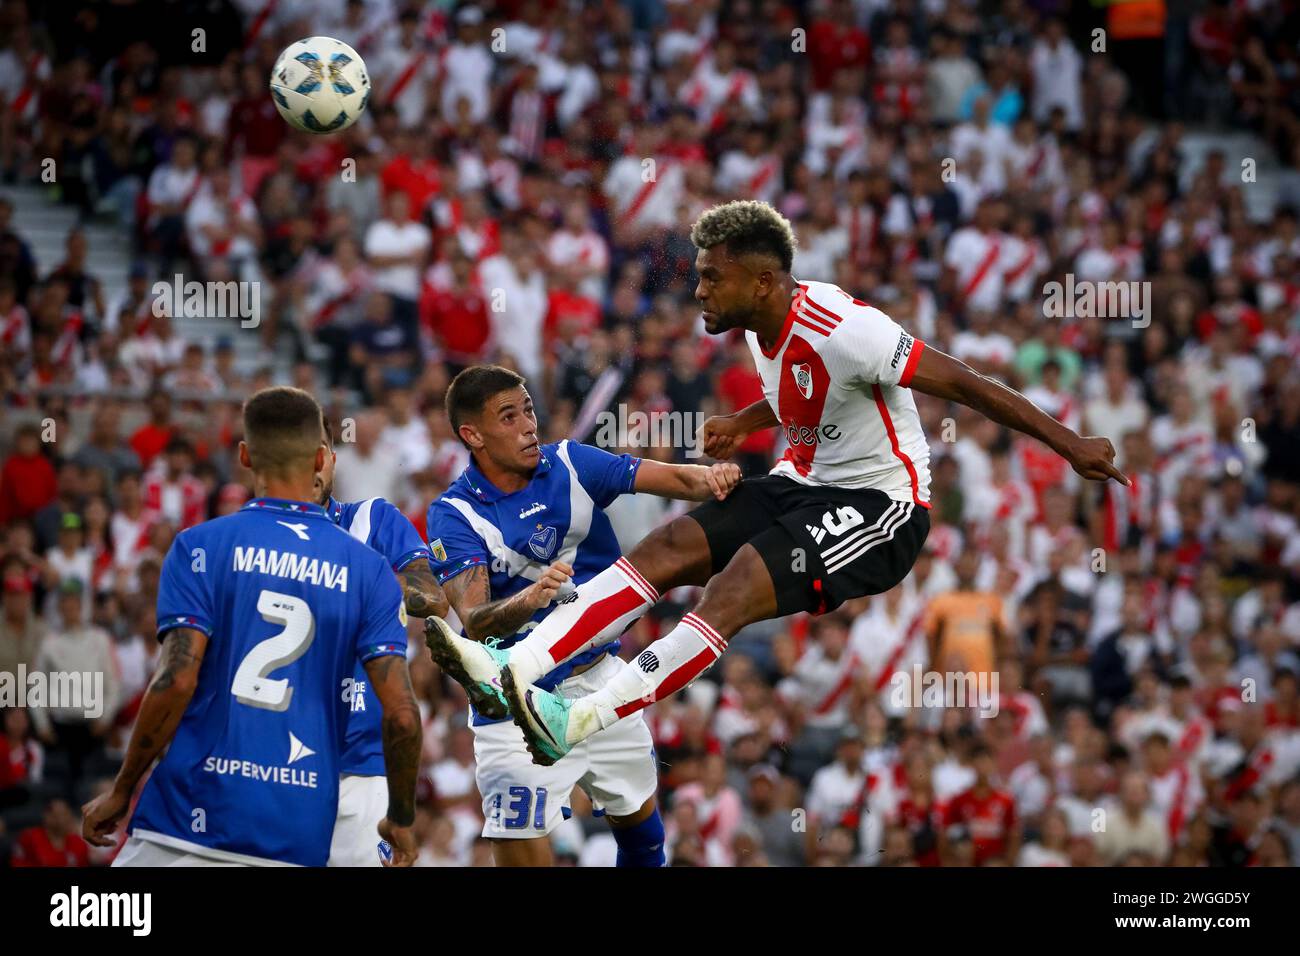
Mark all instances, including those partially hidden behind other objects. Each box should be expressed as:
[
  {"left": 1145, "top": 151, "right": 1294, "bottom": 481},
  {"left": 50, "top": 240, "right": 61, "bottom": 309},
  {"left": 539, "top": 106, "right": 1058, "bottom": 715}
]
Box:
[
  {"left": 431, "top": 512, "right": 714, "bottom": 702},
  {"left": 502, "top": 541, "right": 777, "bottom": 765},
  {"left": 503, "top": 514, "right": 714, "bottom": 686}
]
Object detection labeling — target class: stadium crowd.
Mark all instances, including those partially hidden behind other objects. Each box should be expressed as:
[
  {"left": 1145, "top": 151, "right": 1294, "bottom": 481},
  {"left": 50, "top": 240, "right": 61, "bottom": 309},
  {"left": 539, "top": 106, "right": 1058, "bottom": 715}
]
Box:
[{"left": 1, "top": 0, "right": 1300, "bottom": 867}]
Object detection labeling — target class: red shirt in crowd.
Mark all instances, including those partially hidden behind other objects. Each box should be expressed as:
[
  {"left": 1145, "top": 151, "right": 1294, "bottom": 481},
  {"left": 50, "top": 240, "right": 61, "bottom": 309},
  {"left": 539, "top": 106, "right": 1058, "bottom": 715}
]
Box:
[
  {"left": 11, "top": 826, "right": 90, "bottom": 867},
  {"left": 0, "top": 736, "right": 41, "bottom": 790},
  {"left": 894, "top": 795, "right": 946, "bottom": 867},
  {"left": 808, "top": 20, "right": 871, "bottom": 91},
  {"left": 944, "top": 785, "right": 1018, "bottom": 865},
  {"left": 227, "top": 95, "right": 286, "bottom": 159},
  {"left": 544, "top": 289, "right": 601, "bottom": 343},
  {"left": 0, "top": 450, "right": 57, "bottom": 522},
  {"left": 129, "top": 423, "right": 173, "bottom": 470},
  {"left": 382, "top": 153, "right": 442, "bottom": 217},
  {"left": 421, "top": 282, "right": 492, "bottom": 363}
]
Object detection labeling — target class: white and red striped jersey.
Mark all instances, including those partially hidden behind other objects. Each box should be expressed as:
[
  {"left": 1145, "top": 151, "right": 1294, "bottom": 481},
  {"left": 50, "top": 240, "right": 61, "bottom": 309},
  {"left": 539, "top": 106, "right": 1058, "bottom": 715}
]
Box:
[
  {"left": 777, "top": 644, "right": 861, "bottom": 729},
  {"left": 1023, "top": 384, "right": 1080, "bottom": 432},
  {"left": 1001, "top": 234, "right": 1050, "bottom": 303},
  {"left": 1, "top": 303, "right": 31, "bottom": 353},
  {"left": 0, "top": 48, "right": 49, "bottom": 122},
  {"left": 370, "top": 40, "right": 434, "bottom": 128},
  {"left": 546, "top": 228, "right": 609, "bottom": 278},
  {"left": 679, "top": 58, "right": 761, "bottom": 127},
  {"left": 143, "top": 471, "right": 207, "bottom": 530},
  {"left": 715, "top": 150, "right": 783, "bottom": 204},
  {"left": 602, "top": 154, "right": 685, "bottom": 231},
  {"left": 1075, "top": 243, "right": 1144, "bottom": 282},
  {"left": 850, "top": 602, "right": 928, "bottom": 716},
  {"left": 839, "top": 203, "right": 874, "bottom": 259},
  {"left": 747, "top": 281, "right": 932, "bottom": 507},
  {"left": 1100, "top": 469, "right": 1160, "bottom": 552},
  {"left": 1150, "top": 416, "right": 1214, "bottom": 497},
  {"left": 945, "top": 227, "right": 1008, "bottom": 312},
  {"left": 1149, "top": 764, "right": 1203, "bottom": 843}
]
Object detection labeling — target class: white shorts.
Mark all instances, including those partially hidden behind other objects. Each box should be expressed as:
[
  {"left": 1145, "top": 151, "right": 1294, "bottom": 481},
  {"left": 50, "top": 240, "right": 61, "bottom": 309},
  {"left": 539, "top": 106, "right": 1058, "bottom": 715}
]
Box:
[
  {"left": 327, "top": 773, "right": 389, "bottom": 867},
  {"left": 475, "top": 655, "right": 658, "bottom": 839},
  {"left": 114, "top": 834, "right": 256, "bottom": 867}
]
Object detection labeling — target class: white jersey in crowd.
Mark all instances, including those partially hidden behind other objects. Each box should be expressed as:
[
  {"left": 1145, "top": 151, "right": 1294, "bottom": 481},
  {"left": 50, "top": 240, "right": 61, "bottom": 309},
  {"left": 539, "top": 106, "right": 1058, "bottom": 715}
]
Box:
[
  {"left": 745, "top": 280, "right": 932, "bottom": 508},
  {"left": 944, "top": 226, "right": 1007, "bottom": 312}
]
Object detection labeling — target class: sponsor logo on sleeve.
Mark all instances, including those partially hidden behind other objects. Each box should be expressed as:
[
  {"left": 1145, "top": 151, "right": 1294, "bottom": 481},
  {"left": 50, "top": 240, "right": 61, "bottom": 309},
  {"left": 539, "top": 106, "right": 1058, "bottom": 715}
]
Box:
[{"left": 890, "top": 333, "right": 914, "bottom": 370}]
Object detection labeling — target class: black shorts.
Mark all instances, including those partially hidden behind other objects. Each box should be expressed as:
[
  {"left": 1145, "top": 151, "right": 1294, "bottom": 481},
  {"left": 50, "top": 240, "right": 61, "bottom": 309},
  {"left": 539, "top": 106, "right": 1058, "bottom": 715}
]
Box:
[{"left": 685, "top": 475, "right": 930, "bottom": 617}]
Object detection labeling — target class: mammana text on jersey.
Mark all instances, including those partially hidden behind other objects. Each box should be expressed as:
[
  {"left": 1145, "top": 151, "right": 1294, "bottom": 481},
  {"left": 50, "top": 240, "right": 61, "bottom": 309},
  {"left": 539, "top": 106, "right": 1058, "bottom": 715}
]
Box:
[{"left": 232, "top": 546, "right": 349, "bottom": 592}]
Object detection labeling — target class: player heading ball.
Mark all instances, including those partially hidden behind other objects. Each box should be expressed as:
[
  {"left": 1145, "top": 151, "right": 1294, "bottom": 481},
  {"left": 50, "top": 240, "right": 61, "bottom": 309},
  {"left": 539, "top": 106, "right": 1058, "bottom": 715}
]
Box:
[{"left": 431, "top": 199, "right": 1129, "bottom": 766}]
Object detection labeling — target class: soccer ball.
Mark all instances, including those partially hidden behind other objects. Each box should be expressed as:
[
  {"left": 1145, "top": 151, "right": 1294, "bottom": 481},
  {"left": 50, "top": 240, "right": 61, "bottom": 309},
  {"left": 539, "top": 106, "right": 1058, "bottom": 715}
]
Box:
[{"left": 269, "top": 36, "right": 370, "bottom": 134}]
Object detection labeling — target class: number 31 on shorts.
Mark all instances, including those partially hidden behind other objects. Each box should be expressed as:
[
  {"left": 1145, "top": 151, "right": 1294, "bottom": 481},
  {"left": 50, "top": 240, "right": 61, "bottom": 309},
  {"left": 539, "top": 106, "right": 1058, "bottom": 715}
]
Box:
[{"left": 497, "top": 786, "right": 549, "bottom": 830}]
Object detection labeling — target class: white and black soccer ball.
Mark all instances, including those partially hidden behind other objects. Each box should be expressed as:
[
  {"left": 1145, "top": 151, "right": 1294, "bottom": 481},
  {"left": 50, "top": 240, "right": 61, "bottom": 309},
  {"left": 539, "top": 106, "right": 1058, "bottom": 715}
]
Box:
[{"left": 269, "top": 36, "right": 370, "bottom": 134}]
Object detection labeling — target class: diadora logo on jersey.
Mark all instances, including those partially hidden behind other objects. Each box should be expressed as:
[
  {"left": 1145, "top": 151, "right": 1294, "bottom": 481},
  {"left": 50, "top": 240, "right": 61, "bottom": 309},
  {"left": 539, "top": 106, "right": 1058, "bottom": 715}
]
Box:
[
  {"left": 519, "top": 502, "right": 547, "bottom": 519},
  {"left": 276, "top": 520, "right": 311, "bottom": 540},
  {"left": 430, "top": 538, "right": 447, "bottom": 562},
  {"left": 890, "top": 332, "right": 915, "bottom": 370},
  {"left": 528, "top": 525, "right": 557, "bottom": 560},
  {"left": 791, "top": 362, "right": 814, "bottom": 400},
  {"left": 287, "top": 731, "right": 315, "bottom": 764}
]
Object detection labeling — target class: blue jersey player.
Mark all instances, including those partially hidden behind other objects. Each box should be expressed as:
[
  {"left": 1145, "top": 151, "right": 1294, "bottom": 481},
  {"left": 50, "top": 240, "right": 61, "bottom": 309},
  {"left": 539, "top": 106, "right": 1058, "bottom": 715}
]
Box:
[
  {"left": 423, "top": 365, "right": 741, "bottom": 866},
  {"left": 314, "top": 422, "right": 450, "bottom": 866},
  {"left": 82, "top": 387, "right": 424, "bottom": 866}
]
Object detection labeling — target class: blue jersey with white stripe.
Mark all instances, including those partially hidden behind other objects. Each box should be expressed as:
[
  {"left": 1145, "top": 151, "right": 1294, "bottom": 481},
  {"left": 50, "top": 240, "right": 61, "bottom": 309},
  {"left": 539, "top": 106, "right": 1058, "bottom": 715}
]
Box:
[
  {"left": 328, "top": 496, "right": 431, "bottom": 777},
  {"left": 129, "top": 499, "right": 408, "bottom": 866},
  {"left": 427, "top": 440, "right": 641, "bottom": 726}
]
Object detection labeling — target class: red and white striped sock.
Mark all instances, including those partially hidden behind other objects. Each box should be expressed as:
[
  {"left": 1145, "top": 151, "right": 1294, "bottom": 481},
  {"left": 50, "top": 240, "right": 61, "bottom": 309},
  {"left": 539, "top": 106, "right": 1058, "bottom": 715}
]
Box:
[
  {"left": 508, "top": 557, "right": 659, "bottom": 686},
  {"left": 573, "top": 613, "right": 726, "bottom": 739}
]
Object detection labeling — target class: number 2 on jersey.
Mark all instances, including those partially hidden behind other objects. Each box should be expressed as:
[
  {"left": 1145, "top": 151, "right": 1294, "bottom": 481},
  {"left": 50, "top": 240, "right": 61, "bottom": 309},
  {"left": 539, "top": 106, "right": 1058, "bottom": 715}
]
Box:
[{"left": 231, "top": 589, "right": 316, "bottom": 712}]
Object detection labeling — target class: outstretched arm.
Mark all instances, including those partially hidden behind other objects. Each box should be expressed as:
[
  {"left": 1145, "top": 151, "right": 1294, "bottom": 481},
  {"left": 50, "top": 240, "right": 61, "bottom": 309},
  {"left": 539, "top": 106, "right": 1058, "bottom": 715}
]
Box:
[
  {"left": 82, "top": 627, "right": 208, "bottom": 845},
  {"left": 634, "top": 460, "right": 743, "bottom": 501},
  {"left": 907, "top": 345, "right": 1129, "bottom": 485}
]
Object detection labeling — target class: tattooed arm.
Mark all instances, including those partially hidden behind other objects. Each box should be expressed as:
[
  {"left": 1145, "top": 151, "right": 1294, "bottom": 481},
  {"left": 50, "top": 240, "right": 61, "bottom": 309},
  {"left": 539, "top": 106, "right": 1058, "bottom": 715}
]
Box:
[
  {"left": 82, "top": 627, "right": 208, "bottom": 845},
  {"left": 364, "top": 652, "right": 422, "bottom": 866},
  {"left": 398, "top": 561, "right": 449, "bottom": 619},
  {"left": 441, "top": 563, "right": 563, "bottom": 643}
]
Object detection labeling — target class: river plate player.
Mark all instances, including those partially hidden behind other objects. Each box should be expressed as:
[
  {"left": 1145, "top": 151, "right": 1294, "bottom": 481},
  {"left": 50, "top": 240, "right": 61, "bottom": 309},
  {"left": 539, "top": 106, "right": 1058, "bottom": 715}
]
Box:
[{"left": 401, "top": 199, "right": 1128, "bottom": 766}]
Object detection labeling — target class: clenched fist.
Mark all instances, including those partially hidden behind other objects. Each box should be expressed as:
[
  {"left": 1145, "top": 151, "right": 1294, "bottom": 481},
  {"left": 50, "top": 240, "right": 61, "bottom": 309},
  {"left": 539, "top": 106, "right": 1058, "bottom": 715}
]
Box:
[
  {"left": 525, "top": 561, "right": 574, "bottom": 609},
  {"left": 698, "top": 415, "right": 749, "bottom": 461},
  {"left": 688, "top": 462, "right": 743, "bottom": 501}
]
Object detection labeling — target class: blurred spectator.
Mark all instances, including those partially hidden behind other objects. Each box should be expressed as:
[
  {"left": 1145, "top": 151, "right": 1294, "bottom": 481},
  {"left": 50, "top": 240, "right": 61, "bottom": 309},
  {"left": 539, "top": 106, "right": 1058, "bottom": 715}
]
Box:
[
  {"left": 0, "top": 707, "right": 42, "bottom": 811},
  {"left": 942, "top": 744, "right": 1020, "bottom": 866},
  {"left": 28, "top": 579, "right": 120, "bottom": 799},
  {"left": 1097, "top": 771, "right": 1170, "bottom": 865},
  {"left": 10, "top": 796, "right": 88, "bottom": 867},
  {"left": 0, "top": 424, "right": 55, "bottom": 523},
  {"left": 332, "top": 410, "right": 402, "bottom": 503},
  {"left": 0, "top": 571, "right": 44, "bottom": 682}
]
